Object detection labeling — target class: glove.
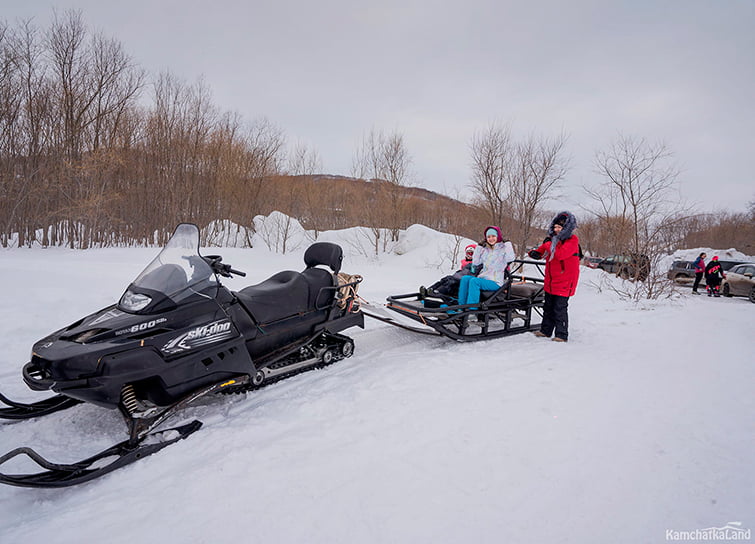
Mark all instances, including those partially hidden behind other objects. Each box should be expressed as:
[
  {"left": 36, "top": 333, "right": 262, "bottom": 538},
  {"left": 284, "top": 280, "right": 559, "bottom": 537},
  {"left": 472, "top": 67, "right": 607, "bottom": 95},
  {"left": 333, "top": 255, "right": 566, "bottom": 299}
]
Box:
[
  {"left": 542, "top": 236, "right": 551, "bottom": 244},
  {"left": 528, "top": 249, "right": 543, "bottom": 260}
]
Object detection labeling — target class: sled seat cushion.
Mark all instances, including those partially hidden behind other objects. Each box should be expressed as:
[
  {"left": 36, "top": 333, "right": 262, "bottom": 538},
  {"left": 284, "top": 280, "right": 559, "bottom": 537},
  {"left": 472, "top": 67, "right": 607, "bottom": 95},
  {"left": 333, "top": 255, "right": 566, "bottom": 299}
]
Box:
[
  {"left": 480, "top": 288, "right": 506, "bottom": 303},
  {"left": 509, "top": 283, "right": 544, "bottom": 300},
  {"left": 237, "top": 271, "right": 310, "bottom": 324},
  {"left": 479, "top": 282, "right": 544, "bottom": 304}
]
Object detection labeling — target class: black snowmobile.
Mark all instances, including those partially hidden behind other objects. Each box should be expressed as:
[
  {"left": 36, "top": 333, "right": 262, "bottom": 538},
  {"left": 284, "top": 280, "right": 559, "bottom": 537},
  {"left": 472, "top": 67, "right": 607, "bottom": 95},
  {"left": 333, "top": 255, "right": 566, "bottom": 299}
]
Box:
[
  {"left": 0, "top": 223, "right": 363, "bottom": 488},
  {"left": 362, "top": 259, "right": 545, "bottom": 341}
]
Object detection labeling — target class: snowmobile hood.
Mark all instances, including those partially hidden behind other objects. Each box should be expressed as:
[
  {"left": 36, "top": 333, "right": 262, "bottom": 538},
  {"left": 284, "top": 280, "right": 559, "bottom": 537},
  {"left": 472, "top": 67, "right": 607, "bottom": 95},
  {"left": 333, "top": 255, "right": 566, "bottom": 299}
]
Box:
[
  {"left": 33, "top": 300, "right": 190, "bottom": 353},
  {"left": 26, "top": 295, "right": 232, "bottom": 392}
]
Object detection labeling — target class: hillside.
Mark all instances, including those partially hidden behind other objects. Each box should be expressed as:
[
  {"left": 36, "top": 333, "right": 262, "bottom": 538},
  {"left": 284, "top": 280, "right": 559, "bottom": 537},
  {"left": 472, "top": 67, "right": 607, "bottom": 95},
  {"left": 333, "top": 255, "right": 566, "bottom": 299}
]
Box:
[{"left": 262, "top": 174, "right": 488, "bottom": 238}]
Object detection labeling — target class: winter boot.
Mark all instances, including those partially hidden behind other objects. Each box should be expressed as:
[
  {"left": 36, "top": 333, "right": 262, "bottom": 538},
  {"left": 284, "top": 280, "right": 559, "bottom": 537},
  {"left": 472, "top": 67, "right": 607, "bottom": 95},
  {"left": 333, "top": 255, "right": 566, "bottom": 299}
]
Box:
[{"left": 533, "top": 331, "right": 548, "bottom": 338}]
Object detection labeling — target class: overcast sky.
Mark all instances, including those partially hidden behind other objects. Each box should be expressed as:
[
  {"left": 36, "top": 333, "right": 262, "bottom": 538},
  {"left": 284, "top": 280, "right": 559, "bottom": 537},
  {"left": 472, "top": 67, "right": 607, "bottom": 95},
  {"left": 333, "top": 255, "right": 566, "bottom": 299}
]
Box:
[{"left": 4, "top": 0, "right": 754, "bottom": 214}]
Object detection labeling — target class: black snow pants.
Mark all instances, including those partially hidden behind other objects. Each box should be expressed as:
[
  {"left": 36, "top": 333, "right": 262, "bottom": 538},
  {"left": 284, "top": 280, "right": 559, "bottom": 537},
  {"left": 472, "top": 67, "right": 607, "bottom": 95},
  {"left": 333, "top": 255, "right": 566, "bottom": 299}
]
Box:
[
  {"left": 692, "top": 272, "right": 704, "bottom": 292},
  {"left": 706, "top": 275, "right": 722, "bottom": 295},
  {"left": 541, "top": 292, "right": 570, "bottom": 341}
]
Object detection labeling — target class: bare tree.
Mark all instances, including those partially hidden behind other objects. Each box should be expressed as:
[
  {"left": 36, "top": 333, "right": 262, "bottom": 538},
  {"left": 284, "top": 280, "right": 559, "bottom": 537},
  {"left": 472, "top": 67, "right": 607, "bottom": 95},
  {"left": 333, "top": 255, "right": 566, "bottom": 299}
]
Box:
[
  {"left": 680, "top": 210, "right": 755, "bottom": 255},
  {"left": 286, "top": 141, "right": 324, "bottom": 241},
  {"left": 469, "top": 122, "right": 513, "bottom": 228},
  {"left": 239, "top": 117, "right": 285, "bottom": 231},
  {"left": 269, "top": 141, "right": 322, "bottom": 252},
  {"left": 351, "top": 127, "right": 413, "bottom": 244},
  {"left": 509, "top": 132, "right": 569, "bottom": 255},
  {"left": 287, "top": 140, "right": 322, "bottom": 176},
  {"left": 469, "top": 123, "right": 568, "bottom": 256},
  {"left": 584, "top": 134, "right": 689, "bottom": 299}
]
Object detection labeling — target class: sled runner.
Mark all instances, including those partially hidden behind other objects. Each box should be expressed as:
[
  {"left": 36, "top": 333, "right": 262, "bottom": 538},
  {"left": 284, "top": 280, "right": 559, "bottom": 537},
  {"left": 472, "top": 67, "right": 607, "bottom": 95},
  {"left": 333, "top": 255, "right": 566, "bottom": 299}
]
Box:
[
  {"left": 0, "top": 223, "right": 363, "bottom": 488},
  {"left": 363, "top": 260, "right": 545, "bottom": 342}
]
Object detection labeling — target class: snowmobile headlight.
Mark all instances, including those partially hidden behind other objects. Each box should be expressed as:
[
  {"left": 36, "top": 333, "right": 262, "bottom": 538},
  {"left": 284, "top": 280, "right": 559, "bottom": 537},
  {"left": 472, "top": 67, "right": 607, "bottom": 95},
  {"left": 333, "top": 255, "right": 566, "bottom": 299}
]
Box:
[{"left": 120, "top": 291, "right": 152, "bottom": 312}]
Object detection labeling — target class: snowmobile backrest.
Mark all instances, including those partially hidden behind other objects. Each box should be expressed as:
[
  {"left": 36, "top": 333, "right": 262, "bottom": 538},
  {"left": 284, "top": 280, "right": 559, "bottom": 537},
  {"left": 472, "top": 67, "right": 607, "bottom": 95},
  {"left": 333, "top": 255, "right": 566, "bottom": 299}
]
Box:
[{"left": 304, "top": 242, "right": 343, "bottom": 274}]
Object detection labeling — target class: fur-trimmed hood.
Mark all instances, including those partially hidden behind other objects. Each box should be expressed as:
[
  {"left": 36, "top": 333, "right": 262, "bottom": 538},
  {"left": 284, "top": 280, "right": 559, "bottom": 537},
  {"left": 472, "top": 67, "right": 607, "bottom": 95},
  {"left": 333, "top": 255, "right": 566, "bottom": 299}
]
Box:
[{"left": 548, "top": 211, "right": 577, "bottom": 240}]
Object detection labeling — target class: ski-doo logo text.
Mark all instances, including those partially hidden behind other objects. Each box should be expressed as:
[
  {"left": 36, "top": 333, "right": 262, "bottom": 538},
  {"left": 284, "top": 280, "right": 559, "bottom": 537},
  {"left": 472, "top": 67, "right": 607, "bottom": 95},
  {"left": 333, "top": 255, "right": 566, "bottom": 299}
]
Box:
[{"left": 161, "top": 320, "right": 234, "bottom": 355}]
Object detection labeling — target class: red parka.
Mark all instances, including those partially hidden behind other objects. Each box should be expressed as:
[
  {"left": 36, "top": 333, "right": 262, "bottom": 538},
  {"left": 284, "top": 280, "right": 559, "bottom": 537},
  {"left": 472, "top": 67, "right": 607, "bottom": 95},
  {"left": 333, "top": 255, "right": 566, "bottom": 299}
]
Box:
[{"left": 532, "top": 234, "right": 581, "bottom": 297}]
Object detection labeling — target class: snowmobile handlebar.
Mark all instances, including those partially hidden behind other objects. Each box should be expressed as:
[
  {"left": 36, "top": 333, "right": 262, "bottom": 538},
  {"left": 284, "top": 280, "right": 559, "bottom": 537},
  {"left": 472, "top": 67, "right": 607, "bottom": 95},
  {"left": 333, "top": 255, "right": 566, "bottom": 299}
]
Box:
[{"left": 202, "top": 255, "right": 246, "bottom": 278}]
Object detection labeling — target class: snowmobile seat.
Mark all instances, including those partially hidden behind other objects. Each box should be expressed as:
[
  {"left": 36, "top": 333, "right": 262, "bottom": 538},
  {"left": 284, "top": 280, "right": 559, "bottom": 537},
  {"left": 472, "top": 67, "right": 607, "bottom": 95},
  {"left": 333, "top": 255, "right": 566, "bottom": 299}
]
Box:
[
  {"left": 301, "top": 242, "right": 342, "bottom": 309},
  {"left": 236, "top": 242, "right": 344, "bottom": 323},
  {"left": 236, "top": 271, "right": 310, "bottom": 324}
]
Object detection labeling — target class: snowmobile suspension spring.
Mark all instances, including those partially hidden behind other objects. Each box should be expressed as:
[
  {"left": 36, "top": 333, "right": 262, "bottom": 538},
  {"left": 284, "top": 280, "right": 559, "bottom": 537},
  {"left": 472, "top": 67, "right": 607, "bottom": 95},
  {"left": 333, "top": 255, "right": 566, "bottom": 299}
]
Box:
[{"left": 121, "top": 385, "right": 139, "bottom": 415}]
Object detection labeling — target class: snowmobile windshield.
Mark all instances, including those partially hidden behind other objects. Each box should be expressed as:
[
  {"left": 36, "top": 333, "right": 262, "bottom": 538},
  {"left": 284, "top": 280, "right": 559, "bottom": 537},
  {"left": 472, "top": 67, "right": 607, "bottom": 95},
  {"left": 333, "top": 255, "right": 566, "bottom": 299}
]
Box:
[{"left": 118, "top": 224, "right": 217, "bottom": 313}]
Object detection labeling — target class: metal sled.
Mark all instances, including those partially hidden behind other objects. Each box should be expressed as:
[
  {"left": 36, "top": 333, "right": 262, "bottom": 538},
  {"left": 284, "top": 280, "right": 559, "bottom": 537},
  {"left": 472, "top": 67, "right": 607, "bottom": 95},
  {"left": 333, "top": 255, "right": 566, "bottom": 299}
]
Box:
[{"left": 364, "top": 260, "right": 545, "bottom": 342}]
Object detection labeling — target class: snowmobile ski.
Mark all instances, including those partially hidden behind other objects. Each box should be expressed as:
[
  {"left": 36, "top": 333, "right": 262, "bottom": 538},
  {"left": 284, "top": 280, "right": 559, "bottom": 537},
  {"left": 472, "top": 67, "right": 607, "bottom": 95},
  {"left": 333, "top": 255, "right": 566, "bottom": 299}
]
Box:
[
  {"left": 0, "top": 420, "right": 201, "bottom": 488},
  {"left": 0, "top": 374, "right": 247, "bottom": 488},
  {"left": 0, "top": 392, "right": 83, "bottom": 420}
]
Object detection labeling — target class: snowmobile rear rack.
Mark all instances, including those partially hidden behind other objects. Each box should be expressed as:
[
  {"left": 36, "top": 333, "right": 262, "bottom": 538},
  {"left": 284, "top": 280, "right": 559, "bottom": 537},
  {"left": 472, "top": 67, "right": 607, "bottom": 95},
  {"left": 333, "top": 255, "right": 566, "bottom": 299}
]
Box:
[{"left": 366, "top": 259, "right": 546, "bottom": 342}]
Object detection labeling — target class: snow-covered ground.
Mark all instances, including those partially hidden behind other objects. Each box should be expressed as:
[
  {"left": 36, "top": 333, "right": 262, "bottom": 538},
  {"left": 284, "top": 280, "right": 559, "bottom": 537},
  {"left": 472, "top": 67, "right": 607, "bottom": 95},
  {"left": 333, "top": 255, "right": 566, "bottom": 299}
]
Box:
[{"left": 0, "top": 223, "right": 753, "bottom": 544}]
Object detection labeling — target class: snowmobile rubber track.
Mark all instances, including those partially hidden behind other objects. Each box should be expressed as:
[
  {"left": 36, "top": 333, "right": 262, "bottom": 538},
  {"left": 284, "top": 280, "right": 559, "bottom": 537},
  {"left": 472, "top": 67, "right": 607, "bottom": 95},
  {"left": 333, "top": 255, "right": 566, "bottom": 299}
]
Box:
[
  {"left": 0, "top": 392, "right": 83, "bottom": 420},
  {"left": 220, "top": 330, "right": 357, "bottom": 395},
  {"left": 0, "top": 420, "right": 202, "bottom": 488}
]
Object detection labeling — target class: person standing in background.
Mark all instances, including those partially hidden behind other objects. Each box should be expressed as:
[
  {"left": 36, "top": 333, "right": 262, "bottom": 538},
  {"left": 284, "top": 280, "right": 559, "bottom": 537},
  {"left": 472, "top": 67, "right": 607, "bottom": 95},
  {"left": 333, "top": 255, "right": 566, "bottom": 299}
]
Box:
[
  {"left": 692, "top": 252, "right": 706, "bottom": 294},
  {"left": 705, "top": 256, "right": 726, "bottom": 297}
]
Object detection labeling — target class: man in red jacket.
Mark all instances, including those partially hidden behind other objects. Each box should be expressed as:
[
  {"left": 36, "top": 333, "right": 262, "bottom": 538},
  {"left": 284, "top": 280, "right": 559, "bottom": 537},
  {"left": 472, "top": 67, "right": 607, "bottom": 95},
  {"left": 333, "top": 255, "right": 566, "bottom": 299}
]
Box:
[{"left": 528, "top": 211, "right": 580, "bottom": 342}]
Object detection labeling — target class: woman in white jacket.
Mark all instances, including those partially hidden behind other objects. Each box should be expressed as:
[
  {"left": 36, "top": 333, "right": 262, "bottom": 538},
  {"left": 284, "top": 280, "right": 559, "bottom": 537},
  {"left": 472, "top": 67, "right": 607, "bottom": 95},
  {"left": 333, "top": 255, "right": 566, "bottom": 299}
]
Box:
[{"left": 457, "top": 226, "right": 515, "bottom": 308}]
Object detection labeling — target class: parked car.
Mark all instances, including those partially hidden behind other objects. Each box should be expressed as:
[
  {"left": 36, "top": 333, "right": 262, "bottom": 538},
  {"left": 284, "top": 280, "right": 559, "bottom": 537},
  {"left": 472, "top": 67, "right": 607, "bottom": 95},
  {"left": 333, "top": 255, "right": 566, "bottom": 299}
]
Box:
[
  {"left": 583, "top": 256, "right": 603, "bottom": 268},
  {"left": 597, "top": 254, "right": 650, "bottom": 281},
  {"left": 667, "top": 260, "right": 696, "bottom": 283},
  {"left": 718, "top": 260, "right": 748, "bottom": 272},
  {"left": 721, "top": 263, "right": 755, "bottom": 303},
  {"left": 667, "top": 258, "right": 748, "bottom": 286}
]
